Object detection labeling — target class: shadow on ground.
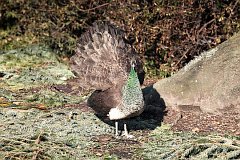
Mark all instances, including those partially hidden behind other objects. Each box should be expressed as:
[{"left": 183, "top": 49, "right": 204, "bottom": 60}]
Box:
[{"left": 92, "top": 85, "right": 166, "bottom": 132}]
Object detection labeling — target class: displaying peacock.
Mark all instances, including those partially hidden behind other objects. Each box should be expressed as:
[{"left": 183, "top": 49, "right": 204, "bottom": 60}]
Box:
[{"left": 70, "top": 22, "right": 145, "bottom": 137}]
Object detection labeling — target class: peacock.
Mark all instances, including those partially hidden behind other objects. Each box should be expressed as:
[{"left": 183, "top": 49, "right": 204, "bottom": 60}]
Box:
[{"left": 69, "top": 22, "right": 145, "bottom": 137}]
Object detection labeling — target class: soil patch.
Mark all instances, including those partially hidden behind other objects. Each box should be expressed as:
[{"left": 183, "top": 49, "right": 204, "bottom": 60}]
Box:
[{"left": 164, "top": 106, "right": 240, "bottom": 136}]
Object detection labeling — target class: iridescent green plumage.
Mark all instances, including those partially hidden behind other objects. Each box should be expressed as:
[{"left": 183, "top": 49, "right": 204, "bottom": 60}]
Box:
[
  {"left": 108, "top": 64, "right": 144, "bottom": 120},
  {"left": 110, "top": 65, "right": 144, "bottom": 119},
  {"left": 122, "top": 66, "right": 144, "bottom": 108}
]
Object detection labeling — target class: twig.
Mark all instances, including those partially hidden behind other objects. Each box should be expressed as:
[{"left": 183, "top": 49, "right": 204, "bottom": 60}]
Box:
[
  {"left": 35, "top": 130, "right": 43, "bottom": 144},
  {"left": 32, "top": 150, "right": 40, "bottom": 160},
  {"left": 1, "top": 137, "right": 31, "bottom": 145},
  {"left": 225, "top": 1, "right": 239, "bottom": 26},
  {"left": 197, "top": 19, "right": 215, "bottom": 38},
  {"left": 174, "top": 47, "right": 191, "bottom": 67},
  {"left": 76, "top": 3, "right": 109, "bottom": 12},
  {"left": 175, "top": 18, "right": 215, "bottom": 68}
]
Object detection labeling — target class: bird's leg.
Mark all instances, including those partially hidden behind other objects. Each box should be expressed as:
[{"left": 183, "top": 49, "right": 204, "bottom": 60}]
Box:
[
  {"left": 123, "top": 123, "right": 134, "bottom": 138},
  {"left": 115, "top": 121, "right": 119, "bottom": 137}
]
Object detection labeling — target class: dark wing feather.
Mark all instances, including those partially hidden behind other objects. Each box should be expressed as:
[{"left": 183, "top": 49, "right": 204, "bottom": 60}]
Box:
[{"left": 70, "top": 22, "right": 143, "bottom": 94}]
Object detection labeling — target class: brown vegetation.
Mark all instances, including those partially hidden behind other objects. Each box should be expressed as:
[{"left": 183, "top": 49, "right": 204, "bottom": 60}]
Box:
[{"left": 0, "top": 0, "right": 239, "bottom": 77}]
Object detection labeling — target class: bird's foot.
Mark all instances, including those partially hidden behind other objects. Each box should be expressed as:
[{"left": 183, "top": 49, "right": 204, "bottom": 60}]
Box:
[
  {"left": 123, "top": 123, "right": 135, "bottom": 139},
  {"left": 114, "top": 122, "right": 135, "bottom": 139},
  {"left": 122, "top": 132, "right": 135, "bottom": 139},
  {"left": 115, "top": 135, "right": 120, "bottom": 139}
]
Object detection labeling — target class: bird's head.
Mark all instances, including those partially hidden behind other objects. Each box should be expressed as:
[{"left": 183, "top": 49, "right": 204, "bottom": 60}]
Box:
[
  {"left": 130, "top": 59, "right": 136, "bottom": 69},
  {"left": 130, "top": 58, "right": 145, "bottom": 85}
]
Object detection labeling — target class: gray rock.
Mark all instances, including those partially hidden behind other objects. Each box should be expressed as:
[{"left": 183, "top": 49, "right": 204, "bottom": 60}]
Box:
[{"left": 153, "top": 31, "right": 240, "bottom": 114}]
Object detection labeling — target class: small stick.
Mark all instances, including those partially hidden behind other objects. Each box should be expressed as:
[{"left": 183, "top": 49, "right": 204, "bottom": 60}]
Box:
[{"left": 35, "top": 130, "right": 43, "bottom": 145}]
